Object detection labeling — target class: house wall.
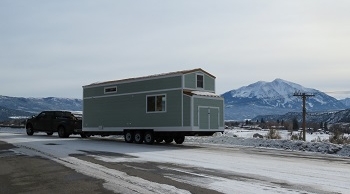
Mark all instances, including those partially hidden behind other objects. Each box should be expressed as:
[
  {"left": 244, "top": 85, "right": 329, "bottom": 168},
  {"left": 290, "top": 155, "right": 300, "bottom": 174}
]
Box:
[
  {"left": 184, "top": 71, "right": 215, "bottom": 92},
  {"left": 84, "top": 75, "right": 182, "bottom": 98},
  {"left": 83, "top": 69, "right": 223, "bottom": 132},
  {"left": 83, "top": 90, "right": 183, "bottom": 128}
]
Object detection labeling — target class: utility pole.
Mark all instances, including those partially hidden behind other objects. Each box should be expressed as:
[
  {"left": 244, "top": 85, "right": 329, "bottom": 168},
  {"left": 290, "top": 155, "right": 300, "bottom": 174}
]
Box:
[{"left": 293, "top": 92, "right": 315, "bottom": 141}]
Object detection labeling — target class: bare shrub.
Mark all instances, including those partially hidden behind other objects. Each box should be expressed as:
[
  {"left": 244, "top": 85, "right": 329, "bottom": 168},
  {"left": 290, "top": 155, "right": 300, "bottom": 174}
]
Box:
[
  {"left": 265, "top": 129, "right": 281, "bottom": 139},
  {"left": 253, "top": 133, "right": 264, "bottom": 138},
  {"left": 311, "top": 136, "right": 323, "bottom": 143},
  {"left": 329, "top": 130, "right": 350, "bottom": 144},
  {"left": 291, "top": 131, "right": 303, "bottom": 141}
]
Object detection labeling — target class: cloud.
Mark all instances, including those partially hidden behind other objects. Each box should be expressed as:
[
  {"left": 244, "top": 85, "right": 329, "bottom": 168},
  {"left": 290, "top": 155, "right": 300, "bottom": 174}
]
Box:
[{"left": 0, "top": 0, "right": 349, "bottom": 99}]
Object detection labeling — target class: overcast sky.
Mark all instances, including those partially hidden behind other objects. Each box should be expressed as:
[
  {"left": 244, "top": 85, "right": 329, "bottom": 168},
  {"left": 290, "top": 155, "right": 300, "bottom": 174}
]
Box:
[{"left": 1, "top": 0, "right": 350, "bottom": 99}]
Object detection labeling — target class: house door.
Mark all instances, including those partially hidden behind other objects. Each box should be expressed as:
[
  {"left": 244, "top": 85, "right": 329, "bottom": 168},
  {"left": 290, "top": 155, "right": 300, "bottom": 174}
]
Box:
[{"left": 198, "top": 107, "right": 220, "bottom": 130}]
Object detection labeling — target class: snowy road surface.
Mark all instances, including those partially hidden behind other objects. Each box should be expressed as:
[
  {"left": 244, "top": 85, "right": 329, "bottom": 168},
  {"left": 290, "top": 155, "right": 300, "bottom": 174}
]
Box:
[{"left": 0, "top": 129, "right": 349, "bottom": 194}]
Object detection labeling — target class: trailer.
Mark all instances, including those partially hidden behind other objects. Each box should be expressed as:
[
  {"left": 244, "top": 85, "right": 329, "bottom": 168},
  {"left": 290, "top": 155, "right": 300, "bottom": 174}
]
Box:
[{"left": 82, "top": 68, "right": 224, "bottom": 144}]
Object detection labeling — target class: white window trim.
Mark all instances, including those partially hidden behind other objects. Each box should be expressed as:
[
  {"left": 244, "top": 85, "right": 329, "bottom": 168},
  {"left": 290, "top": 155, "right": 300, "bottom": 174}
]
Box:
[{"left": 146, "top": 94, "right": 167, "bottom": 113}]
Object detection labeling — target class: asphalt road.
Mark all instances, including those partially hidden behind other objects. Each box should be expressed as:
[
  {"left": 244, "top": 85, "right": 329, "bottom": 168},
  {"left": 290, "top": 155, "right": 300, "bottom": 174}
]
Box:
[
  {"left": 0, "top": 140, "right": 115, "bottom": 194},
  {"left": 1, "top": 129, "right": 349, "bottom": 194}
]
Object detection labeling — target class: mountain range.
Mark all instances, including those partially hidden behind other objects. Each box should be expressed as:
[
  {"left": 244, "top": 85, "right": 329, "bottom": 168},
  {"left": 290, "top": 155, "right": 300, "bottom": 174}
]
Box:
[
  {"left": 0, "top": 95, "right": 82, "bottom": 121},
  {"left": 253, "top": 109, "right": 350, "bottom": 124},
  {"left": 0, "top": 79, "right": 349, "bottom": 123},
  {"left": 222, "top": 79, "right": 349, "bottom": 120}
]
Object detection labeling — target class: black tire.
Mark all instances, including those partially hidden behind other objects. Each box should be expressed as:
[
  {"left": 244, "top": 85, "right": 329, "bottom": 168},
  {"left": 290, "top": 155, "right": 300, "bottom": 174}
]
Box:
[
  {"left": 26, "top": 125, "right": 34, "bottom": 136},
  {"left": 164, "top": 137, "right": 173, "bottom": 144},
  {"left": 155, "top": 137, "right": 163, "bottom": 143},
  {"left": 47, "top": 132, "right": 54, "bottom": 136},
  {"left": 134, "top": 131, "right": 144, "bottom": 144},
  {"left": 144, "top": 131, "right": 154, "bottom": 145},
  {"left": 174, "top": 136, "right": 185, "bottom": 144},
  {"left": 124, "top": 131, "right": 134, "bottom": 143},
  {"left": 58, "top": 126, "right": 66, "bottom": 138},
  {"left": 80, "top": 133, "right": 88, "bottom": 138}
]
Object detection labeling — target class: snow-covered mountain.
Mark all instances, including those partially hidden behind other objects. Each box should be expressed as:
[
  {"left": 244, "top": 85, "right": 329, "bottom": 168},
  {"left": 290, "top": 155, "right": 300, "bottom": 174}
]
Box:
[
  {"left": 222, "top": 79, "right": 346, "bottom": 120},
  {"left": 0, "top": 95, "right": 82, "bottom": 113},
  {"left": 340, "top": 98, "right": 350, "bottom": 108}
]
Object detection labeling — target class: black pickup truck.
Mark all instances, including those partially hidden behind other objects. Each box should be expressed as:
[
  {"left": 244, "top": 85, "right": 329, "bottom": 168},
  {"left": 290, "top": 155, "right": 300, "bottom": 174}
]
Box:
[{"left": 25, "top": 111, "right": 83, "bottom": 138}]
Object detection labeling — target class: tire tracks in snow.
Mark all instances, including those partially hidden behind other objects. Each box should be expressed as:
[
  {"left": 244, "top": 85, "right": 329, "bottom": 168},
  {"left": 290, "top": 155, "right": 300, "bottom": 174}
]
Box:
[{"left": 14, "top": 144, "right": 191, "bottom": 194}]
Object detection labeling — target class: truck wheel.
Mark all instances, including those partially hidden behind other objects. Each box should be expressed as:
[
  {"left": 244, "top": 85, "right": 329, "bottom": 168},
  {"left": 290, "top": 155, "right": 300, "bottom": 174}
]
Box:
[
  {"left": 47, "top": 132, "right": 53, "bottom": 136},
  {"left": 164, "top": 137, "right": 173, "bottom": 144},
  {"left": 124, "top": 131, "right": 134, "bottom": 143},
  {"left": 144, "top": 131, "right": 154, "bottom": 145},
  {"left": 134, "top": 131, "right": 143, "bottom": 144},
  {"left": 26, "top": 125, "right": 34, "bottom": 136},
  {"left": 174, "top": 136, "right": 185, "bottom": 144},
  {"left": 58, "top": 127, "right": 66, "bottom": 138}
]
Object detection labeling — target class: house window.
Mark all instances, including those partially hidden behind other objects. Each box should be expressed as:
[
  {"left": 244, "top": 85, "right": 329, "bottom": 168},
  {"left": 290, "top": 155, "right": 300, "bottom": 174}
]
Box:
[
  {"left": 147, "top": 95, "right": 166, "bottom": 113},
  {"left": 104, "top": 86, "right": 117, "bottom": 94},
  {"left": 197, "top": 74, "right": 204, "bottom": 88}
]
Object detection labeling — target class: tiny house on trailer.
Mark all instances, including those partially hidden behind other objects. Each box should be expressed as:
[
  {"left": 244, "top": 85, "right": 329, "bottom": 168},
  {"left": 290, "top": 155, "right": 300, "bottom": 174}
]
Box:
[{"left": 82, "top": 68, "right": 224, "bottom": 144}]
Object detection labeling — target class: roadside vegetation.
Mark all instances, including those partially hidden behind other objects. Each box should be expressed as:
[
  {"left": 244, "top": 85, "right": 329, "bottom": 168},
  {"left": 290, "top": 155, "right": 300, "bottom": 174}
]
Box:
[
  {"left": 328, "top": 124, "right": 350, "bottom": 144},
  {"left": 265, "top": 128, "right": 281, "bottom": 139}
]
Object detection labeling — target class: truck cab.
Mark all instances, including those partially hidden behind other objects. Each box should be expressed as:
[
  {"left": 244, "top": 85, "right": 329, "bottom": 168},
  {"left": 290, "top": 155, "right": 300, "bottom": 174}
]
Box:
[{"left": 26, "top": 111, "right": 83, "bottom": 138}]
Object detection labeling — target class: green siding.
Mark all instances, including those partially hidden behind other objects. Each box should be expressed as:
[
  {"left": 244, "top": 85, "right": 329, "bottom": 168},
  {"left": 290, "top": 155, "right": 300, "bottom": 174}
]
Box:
[
  {"left": 199, "top": 107, "right": 209, "bottom": 129},
  {"left": 84, "top": 76, "right": 182, "bottom": 98},
  {"left": 83, "top": 90, "right": 182, "bottom": 128},
  {"left": 183, "top": 95, "right": 191, "bottom": 127},
  {"left": 184, "top": 71, "right": 215, "bottom": 91},
  {"left": 204, "top": 75, "right": 215, "bottom": 91},
  {"left": 184, "top": 73, "right": 196, "bottom": 89},
  {"left": 209, "top": 108, "right": 219, "bottom": 129}
]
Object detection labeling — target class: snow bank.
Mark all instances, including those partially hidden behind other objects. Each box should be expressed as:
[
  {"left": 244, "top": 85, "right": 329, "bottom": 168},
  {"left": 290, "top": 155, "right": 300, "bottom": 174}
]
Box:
[
  {"left": 1, "top": 127, "right": 349, "bottom": 157},
  {"left": 185, "top": 130, "right": 350, "bottom": 157}
]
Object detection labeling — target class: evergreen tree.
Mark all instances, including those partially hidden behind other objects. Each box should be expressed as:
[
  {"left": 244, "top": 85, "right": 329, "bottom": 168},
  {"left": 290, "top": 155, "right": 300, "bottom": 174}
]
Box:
[
  {"left": 292, "top": 118, "right": 299, "bottom": 130},
  {"left": 261, "top": 118, "right": 265, "bottom": 123}
]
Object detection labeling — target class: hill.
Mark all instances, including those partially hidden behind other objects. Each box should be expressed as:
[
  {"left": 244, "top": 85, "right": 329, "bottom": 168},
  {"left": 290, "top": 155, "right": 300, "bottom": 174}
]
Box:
[
  {"left": 253, "top": 109, "right": 350, "bottom": 124},
  {"left": 0, "top": 95, "right": 82, "bottom": 121},
  {"left": 222, "top": 79, "right": 346, "bottom": 120}
]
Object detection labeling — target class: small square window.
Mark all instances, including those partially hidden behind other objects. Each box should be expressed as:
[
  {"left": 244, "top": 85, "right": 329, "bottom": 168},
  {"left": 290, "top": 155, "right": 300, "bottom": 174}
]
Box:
[
  {"left": 147, "top": 95, "right": 166, "bottom": 113},
  {"left": 105, "top": 86, "right": 117, "bottom": 93}
]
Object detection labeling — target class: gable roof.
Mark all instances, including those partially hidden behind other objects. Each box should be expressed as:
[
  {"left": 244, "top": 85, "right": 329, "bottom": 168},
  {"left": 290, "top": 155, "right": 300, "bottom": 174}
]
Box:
[{"left": 84, "top": 68, "right": 215, "bottom": 87}]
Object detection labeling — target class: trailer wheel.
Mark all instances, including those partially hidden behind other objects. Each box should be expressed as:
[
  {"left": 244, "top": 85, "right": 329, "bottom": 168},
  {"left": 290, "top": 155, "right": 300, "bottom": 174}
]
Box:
[
  {"left": 155, "top": 137, "right": 163, "bottom": 143},
  {"left": 124, "top": 131, "right": 134, "bottom": 143},
  {"left": 164, "top": 137, "right": 173, "bottom": 144},
  {"left": 144, "top": 131, "right": 154, "bottom": 145},
  {"left": 80, "top": 133, "right": 89, "bottom": 138},
  {"left": 174, "top": 136, "right": 185, "bottom": 144},
  {"left": 134, "top": 131, "right": 144, "bottom": 144}
]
